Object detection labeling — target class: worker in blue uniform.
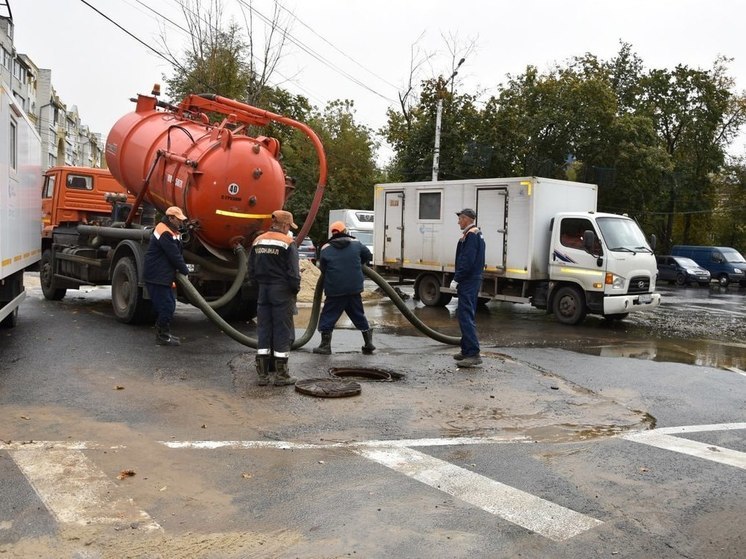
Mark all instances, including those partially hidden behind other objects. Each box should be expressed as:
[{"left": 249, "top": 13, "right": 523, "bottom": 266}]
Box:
[{"left": 453, "top": 208, "right": 486, "bottom": 367}]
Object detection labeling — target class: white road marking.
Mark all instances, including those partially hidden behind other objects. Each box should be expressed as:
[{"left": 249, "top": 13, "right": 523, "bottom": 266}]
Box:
[
  {"left": 161, "top": 434, "right": 532, "bottom": 450},
  {"left": 622, "top": 423, "right": 746, "bottom": 470},
  {"left": 354, "top": 445, "right": 602, "bottom": 542},
  {"left": 8, "top": 448, "right": 160, "bottom": 530}
]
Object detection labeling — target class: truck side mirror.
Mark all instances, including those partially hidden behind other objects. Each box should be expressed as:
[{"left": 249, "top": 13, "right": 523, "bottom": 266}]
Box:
[
  {"left": 583, "top": 230, "right": 596, "bottom": 252},
  {"left": 649, "top": 234, "right": 657, "bottom": 251}
]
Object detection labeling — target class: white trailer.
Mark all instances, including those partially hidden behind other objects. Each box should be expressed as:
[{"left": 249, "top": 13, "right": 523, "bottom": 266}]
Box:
[
  {"left": 372, "top": 176, "right": 660, "bottom": 325},
  {"left": 0, "top": 81, "right": 42, "bottom": 328},
  {"left": 328, "top": 208, "right": 374, "bottom": 252}
]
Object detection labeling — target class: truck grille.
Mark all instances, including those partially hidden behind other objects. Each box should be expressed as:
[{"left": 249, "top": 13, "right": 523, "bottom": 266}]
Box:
[{"left": 627, "top": 276, "right": 650, "bottom": 293}]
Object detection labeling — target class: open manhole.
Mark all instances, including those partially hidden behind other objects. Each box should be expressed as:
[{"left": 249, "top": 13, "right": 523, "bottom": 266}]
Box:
[
  {"left": 295, "top": 378, "right": 362, "bottom": 398},
  {"left": 329, "top": 367, "right": 404, "bottom": 382}
]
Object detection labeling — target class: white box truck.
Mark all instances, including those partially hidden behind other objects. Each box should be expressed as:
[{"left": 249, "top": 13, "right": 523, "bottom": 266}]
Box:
[
  {"left": 372, "top": 176, "right": 660, "bottom": 325},
  {"left": 328, "top": 209, "right": 374, "bottom": 252},
  {"left": 0, "top": 81, "right": 42, "bottom": 328}
]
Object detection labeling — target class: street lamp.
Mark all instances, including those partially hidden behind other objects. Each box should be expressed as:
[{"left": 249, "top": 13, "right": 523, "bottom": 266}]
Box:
[{"left": 432, "top": 57, "right": 465, "bottom": 182}]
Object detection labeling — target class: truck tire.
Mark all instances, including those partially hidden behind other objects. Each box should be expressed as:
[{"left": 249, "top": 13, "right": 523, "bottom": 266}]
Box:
[
  {"left": 111, "top": 257, "right": 154, "bottom": 324},
  {"left": 40, "top": 249, "right": 66, "bottom": 301},
  {"left": 552, "top": 285, "right": 587, "bottom": 325},
  {"left": 416, "top": 274, "right": 452, "bottom": 307}
]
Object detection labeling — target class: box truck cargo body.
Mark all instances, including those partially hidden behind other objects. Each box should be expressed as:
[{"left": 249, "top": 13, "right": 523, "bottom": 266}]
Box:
[
  {"left": 0, "top": 81, "right": 42, "bottom": 328},
  {"left": 372, "top": 176, "right": 660, "bottom": 325},
  {"left": 328, "top": 209, "right": 374, "bottom": 252}
]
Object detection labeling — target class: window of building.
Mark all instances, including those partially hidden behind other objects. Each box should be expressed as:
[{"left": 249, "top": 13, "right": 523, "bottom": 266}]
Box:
[{"left": 418, "top": 191, "right": 442, "bottom": 220}]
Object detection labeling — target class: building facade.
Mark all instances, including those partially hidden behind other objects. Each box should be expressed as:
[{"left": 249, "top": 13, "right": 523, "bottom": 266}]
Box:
[{"left": 0, "top": 5, "right": 104, "bottom": 170}]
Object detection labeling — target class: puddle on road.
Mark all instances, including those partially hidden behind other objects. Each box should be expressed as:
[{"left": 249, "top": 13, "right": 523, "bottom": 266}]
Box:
[{"left": 572, "top": 339, "right": 746, "bottom": 371}]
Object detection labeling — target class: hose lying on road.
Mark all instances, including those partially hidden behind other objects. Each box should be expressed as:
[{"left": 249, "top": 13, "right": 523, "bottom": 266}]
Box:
[{"left": 177, "top": 262, "right": 460, "bottom": 349}]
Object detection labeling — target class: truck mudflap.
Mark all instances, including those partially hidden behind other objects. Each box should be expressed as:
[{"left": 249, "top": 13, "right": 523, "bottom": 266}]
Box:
[{"left": 603, "top": 292, "right": 661, "bottom": 314}]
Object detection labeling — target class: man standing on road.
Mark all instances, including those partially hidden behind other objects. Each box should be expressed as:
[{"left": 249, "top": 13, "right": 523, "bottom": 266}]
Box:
[
  {"left": 144, "top": 206, "right": 190, "bottom": 347},
  {"left": 313, "top": 221, "right": 375, "bottom": 355},
  {"left": 453, "top": 208, "right": 485, "bottom": 367},
  {"left": 248, "top": 210, "right": 301, "bottom": 386}
]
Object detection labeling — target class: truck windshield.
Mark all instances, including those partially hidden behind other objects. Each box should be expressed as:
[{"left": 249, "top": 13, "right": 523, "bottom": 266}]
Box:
[
  {"left": 353, "top": 231, "right": 374, "bottom": 246},
  {"left": 722, "top": 249, "right": 746, "bottom": 263},
  {"left": 596, "top": 217, "right": 651, "bottom": 253}
]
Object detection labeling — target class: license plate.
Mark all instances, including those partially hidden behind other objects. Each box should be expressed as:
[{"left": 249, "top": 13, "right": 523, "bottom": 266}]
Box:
[{"left": 638, "top": 293, "right": 652, "bottom": 303}]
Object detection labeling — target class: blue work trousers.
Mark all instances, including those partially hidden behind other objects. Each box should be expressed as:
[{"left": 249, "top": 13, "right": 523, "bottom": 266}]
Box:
[
  {"left": 456, "top": 278, "right": 481, "bottom": 357},
  {"left": 146, "top": 282, "right": 176, "bottom": 328},
  {"left": 256, "top": 283, "right": 296, "bottom": 356},
  {"left": 318, "top": 294, "right": 370, "bottom": 333}
]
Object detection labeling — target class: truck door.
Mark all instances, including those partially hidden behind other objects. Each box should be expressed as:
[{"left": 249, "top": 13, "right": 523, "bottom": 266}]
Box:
[
  {"left": 41, "top": 171, "right": 59, "bottom": 239},
  {"left": 550, "top": 217, "right": 604, "bottom": 285},
  {"left": 383, "top": 191, "right": 404, "bottom": 265},
  {"left": 476, "top": 188, "right": 507, "bottom": 268}
]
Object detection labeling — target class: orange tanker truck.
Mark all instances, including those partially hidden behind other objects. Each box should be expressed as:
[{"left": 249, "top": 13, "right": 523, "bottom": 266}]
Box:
[{"left": 39, "top": 86, "right": 327, "bottom": 324}]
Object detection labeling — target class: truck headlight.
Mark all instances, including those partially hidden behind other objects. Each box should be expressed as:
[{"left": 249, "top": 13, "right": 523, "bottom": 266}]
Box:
[{"left": 605, "top": 273, "right": 625, "bottom": 290}]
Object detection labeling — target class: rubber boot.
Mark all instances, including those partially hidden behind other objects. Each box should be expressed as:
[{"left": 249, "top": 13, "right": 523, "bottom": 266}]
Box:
[
  {"left": 255, "top": 355, "right": 270, "bottom": 386},
  {"left": 273, "top": 358, "right": 297, "bottom": 386},
  {"left": 313, "top": 332, "right": 332, "bottom": 355},
  {"left": 361, "top": 329, "right": 376, "bottom": 354},
  {"left": 156, "top": 324, "right": 180, "bottom": 346}
]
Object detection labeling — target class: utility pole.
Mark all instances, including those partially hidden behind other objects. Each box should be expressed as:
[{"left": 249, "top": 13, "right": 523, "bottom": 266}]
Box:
[{"left": 432, "top": 57, "right": 465, "bottom": 182}]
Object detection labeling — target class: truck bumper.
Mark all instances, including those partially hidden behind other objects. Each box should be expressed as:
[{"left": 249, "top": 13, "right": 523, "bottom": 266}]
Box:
[{"left": 603, "top": 292, "right": 661, "bottom": 315}]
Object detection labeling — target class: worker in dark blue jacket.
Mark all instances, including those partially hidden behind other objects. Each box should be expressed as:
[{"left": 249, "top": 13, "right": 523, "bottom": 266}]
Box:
[
  {"left": 313, "top": 221, "right": 375, "bottom": 355},
  {"left": 144, "top": 206, "right": 190, "bottom": 346},
  {"left": 453, "top": 208, "right": 485, "bottom": 367},
  {"left": 248, "top": 210, "right": 301, "bottom": 386}
]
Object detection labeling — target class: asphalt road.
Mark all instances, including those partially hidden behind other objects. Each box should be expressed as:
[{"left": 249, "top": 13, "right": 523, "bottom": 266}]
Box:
[{"left": 0, "top": 278, "right": 745, "bottom": 558}]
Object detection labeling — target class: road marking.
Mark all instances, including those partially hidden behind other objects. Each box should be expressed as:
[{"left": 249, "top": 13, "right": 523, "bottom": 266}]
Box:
[
  {"left": 160, "top": 434, "right": 533, "bottom": 450},
  {"left": 354, "top": 445, "right": 602, "bottom": 542},
  {"left": 8, "top": 448, "right": 160, "bottom": 530},
  {"left": 162, "top": 435, "right": 602, "bottom": 541},
  {"left": 622, "top": 423, "right": 746, "bottom": 470}
]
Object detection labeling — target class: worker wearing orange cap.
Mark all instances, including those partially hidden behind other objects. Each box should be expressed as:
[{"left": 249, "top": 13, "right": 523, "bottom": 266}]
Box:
[
  {"left": 312, "top": 220, "right": 375, "bottom": 355},
  {"left": 144, "top": 206, "right": 190, "bottom": 346}
]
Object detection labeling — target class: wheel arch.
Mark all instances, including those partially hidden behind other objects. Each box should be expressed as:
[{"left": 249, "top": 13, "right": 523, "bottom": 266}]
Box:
[{"left": 110, "top": 240, "right": 147, "bottom": 285}]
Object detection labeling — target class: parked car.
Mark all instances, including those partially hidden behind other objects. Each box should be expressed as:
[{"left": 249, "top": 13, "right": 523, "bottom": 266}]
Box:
[
  {"left": 671, "top": 245, "right": 746, "bottom": 287},
  {"left": 656, "top": 255, "right": 711, "bottom": 286},
  {"left": 298, "top": 237, "right": 317, "bottom": 263}
]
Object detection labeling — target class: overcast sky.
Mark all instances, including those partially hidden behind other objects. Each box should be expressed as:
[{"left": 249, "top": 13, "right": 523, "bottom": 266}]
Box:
[{"left": 10, "top": 0, "right": 746, "bottom": 163}]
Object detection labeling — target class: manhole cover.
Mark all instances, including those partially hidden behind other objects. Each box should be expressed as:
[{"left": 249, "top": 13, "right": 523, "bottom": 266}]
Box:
[
  {"left": 329, "top": 367, "right": 404, "bottom": 381},
  {"left": 295, "top": 378, "right": 362, "bottom": 398}
]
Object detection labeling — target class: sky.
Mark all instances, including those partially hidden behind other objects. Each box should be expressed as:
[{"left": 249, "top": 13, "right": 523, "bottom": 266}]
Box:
[{"left": 10, "top": 0, "right": 746, "bottom": 164}]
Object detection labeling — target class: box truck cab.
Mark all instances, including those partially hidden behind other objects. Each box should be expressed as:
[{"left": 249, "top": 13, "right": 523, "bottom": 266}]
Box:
[
  {"left": 670, "top": 245, "right": 746, "bottom": 287},
  {"left": 373, "top": 177, "right": 660, "bottom": 325},
  {"left": 328, "top": 209, "right": 374, "bottom": 253}
]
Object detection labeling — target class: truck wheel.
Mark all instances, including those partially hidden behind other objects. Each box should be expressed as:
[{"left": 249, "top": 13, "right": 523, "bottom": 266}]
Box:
[
  {"left": 552, "top": 285, "right": 587, "bottom": 325},
  {"left": 40, "top": 250, "right": 66, "bottom": 301},
  {"left": 111, "top": 257, "right": 154, "bottom": 324},
  {"left": 416, "top": 274, "right": 452, "bottom": 307},
  {"left": 718, "top": 274, "right": 729, "bottom": 287}
]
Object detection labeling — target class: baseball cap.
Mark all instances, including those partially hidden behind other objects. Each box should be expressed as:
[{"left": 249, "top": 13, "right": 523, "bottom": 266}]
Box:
[
  {"left": 456, "top": 208, "right": 476, "bottom": 219},
  {"left": 272, "top": 210, "right": 298, "bottom": 229},
  {"left": 330, "top": 221, "right": 346, "bottom": 234},
  {"left": 165, "top": 206, "right": 187, "bottom": 221}
]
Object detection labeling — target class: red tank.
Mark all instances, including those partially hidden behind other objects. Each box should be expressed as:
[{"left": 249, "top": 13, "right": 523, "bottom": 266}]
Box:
[{"left": 106, "top": 91, "right": 327, "bottom": 251}]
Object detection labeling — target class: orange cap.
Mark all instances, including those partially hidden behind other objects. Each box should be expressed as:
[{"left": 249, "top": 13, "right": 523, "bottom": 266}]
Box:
[{"left": 330, "top": 221, "right": 346, "bottom": 234}]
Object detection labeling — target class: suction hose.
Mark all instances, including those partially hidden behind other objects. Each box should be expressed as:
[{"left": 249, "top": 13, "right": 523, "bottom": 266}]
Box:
[{"left": 177, "top": 262, "right": 460, "bottom": 349}]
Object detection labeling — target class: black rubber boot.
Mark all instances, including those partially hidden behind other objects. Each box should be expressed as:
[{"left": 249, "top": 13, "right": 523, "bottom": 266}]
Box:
[
  {"left": 361, "top": 329, "right": 376, "bottom": 354},
  {"left": 255, "top": 355, "right": 271, "bottom": 386},
  {"left": 313, "top": 332, "right": 333, "bottom": 355},
  {"left": 156, "top": 324, "right": 180, "bottom": 346},
  {"left": 273, "top": 358, "right": 297, "bottom": 386}
]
